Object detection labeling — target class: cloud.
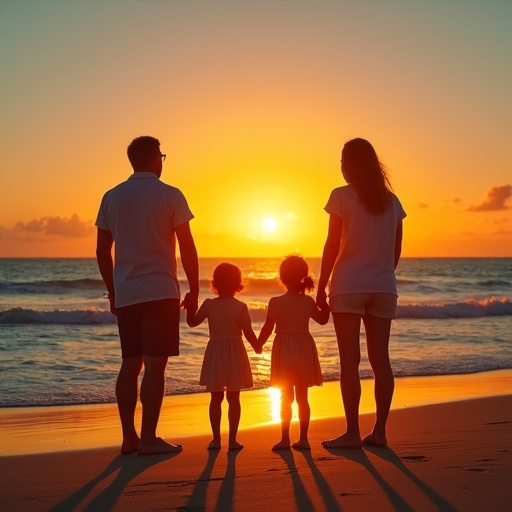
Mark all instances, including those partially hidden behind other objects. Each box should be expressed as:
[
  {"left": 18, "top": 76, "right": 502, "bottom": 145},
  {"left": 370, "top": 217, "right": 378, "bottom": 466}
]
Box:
[
  {"left": 468, "top": 185, "right": 512, "bottom": 212},
  {"left": 5, "top": 214, "right": 94, "bottom": 239}
]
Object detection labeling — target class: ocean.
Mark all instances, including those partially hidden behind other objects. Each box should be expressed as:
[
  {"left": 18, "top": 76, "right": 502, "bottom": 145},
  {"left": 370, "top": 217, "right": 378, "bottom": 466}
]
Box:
[{"left": 0, "top": 257, "right": 511, "bottom": 408}]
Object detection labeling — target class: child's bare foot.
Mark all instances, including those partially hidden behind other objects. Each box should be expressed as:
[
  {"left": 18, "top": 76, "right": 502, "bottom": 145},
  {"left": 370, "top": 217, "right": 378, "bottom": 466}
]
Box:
[
  {"left": 207, "top": 439, "right": 221, "bottom": 450},
  {"left": 272, "top": 440, "right": 291, "bottom": 451},
  {"left": 121, "top": 435, "right": 140, "bottom": 454},
  {"left": 362, "top": 431, "right": 387, "bottom": 447},
  {"left": 321, "top": 433, "right": 362, "bottom": 449},
  {"left": 137, "top": 437, "right": 183, "bottom": 455},
  {"left": 228, "top": 441, "right": 244, "bottom": 451},
  {"left": 292, "top": 440, "right": 311, "bottom": 450}
]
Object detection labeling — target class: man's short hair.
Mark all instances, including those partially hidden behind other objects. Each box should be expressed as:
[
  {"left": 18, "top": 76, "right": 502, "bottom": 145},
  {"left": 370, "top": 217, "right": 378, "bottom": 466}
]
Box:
[{"left": 127, "top": 136, "right": 160, "bottom": 170}]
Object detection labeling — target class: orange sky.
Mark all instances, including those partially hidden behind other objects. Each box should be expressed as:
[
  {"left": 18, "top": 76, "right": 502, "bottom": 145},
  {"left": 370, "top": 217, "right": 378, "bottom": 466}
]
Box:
[{"left": 1, "top": 1, "right": 511, "bottom": 258}]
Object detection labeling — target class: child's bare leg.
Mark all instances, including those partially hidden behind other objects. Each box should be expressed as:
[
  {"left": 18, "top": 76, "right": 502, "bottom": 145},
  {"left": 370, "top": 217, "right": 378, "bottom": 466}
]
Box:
[
  {"left": 292, "top": 386, "right": 311, "bottom": 449},
  {"left": 208, "top": 391, "right": 224, "bottom": 449},
  {"left": 272, "top": 386, "right": 293, "bottom": 450},
  {"left": 226, "top": 390, "right": 243, "bottom": 450}
]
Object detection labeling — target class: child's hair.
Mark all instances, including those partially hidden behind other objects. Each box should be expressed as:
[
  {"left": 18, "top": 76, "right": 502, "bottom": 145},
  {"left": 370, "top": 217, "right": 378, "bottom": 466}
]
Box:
[
  {"left": 211, "top": 262, "right": 244, "bottom": 296},
  {"left": 341, "top": 138, "right": 393, "bottom": 215},
  {"left": 279, "top": 255, "right": 314, "bottom": 294}
]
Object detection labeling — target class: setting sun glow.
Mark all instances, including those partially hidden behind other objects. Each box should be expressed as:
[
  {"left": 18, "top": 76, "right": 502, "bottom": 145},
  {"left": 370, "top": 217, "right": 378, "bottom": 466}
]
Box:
[{"left": 262, "top": 217, "right": 278, "bottom": 233}]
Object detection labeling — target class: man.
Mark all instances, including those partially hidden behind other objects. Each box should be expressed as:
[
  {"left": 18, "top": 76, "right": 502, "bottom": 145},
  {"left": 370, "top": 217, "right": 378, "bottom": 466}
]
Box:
[{"left": 96, "top": 135, "right": 199, "bottom": 455}]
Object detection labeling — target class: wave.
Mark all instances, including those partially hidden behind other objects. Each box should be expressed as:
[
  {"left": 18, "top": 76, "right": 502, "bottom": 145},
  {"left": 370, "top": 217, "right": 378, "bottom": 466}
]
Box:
[
  {"left": 397, "top": 297, "right": 512, "bottom": 319},
  {"left": 0, "top": 278, "right": 105, "bottom": 295},
  {"left": 1, "top": 297, "right": 511, "bottom": 325},
  {"left": 0, "top": 307, "right": 115, "bottom": 325},
  {"left": 0, "top": 276, "right": 281, "bottom": 296}
]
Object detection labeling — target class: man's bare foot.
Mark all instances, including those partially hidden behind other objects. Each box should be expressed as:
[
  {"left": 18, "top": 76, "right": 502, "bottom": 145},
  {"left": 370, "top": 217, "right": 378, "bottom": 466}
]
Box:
[
  {"left": 321, "top": 433, "right": 362, "bottom": 449},
  {"left": 121, "top": 435, "right": 140, "bottom": 454},
  {"left": 208, "top": 440, "right": 221, "bottom": 450},
  {"left": 272, "top": 440, "right": 291, "bottom": 451},
  {"left": 292, "top": 441, "right": 311, "bottom": 450},
  {"left": 137, "top": 437, "right": 183, "bottom": 455},
  {"left": 362, "top": 431, "right": 387, "bottom": 447},
  {"left": 228, "top": 441, "right": 244, "bottom": 451}
]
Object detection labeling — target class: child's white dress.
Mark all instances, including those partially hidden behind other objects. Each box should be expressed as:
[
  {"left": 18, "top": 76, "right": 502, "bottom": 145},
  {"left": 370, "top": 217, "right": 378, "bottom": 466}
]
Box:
[
  {"left": 198, "top": 297, "right": 254, "bottom": 392},
  {"left": 269, "top": 293, "right": 323, "bottom": 388}
]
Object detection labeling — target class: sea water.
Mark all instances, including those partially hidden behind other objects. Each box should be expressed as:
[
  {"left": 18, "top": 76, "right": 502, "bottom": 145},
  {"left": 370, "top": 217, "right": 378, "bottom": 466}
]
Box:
[{"left": 0, "top": 257, "right": 510, "bottom": 407}]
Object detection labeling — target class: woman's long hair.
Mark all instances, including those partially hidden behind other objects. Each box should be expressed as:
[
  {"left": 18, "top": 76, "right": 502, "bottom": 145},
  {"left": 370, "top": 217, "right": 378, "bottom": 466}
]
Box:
[{"left": 341, "top": 138, "right": 393, "bottom": 214}]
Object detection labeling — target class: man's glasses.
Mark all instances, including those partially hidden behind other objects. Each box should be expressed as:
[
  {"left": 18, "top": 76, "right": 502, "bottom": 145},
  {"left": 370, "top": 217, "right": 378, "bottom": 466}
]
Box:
[{"left": 160, "top": 154, "right": 166, "bottom": 162}]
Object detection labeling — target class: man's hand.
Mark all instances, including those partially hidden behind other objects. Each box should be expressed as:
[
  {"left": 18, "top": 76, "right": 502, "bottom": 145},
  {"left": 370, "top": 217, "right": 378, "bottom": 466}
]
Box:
[
  {"left": 181, "top": 291, "right": 198, "bottom": 313},
  {"left": 109, "top": 296, "right": 118, "bottom": 316}
]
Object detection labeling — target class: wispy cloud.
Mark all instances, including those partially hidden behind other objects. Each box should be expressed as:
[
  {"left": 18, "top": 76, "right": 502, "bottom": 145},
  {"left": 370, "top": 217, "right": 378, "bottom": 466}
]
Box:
[
  {"left": 468, "top": 185, "right": 512, "bottom": 212},
  {"left": 1, "top": 214, "right": 94, "bottom": 240}
]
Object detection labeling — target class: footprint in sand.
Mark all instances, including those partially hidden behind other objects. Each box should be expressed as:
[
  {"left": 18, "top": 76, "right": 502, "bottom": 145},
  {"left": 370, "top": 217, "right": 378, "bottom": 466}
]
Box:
[{"left": 401, "top": 455, "right": 431, "bottom": 463}]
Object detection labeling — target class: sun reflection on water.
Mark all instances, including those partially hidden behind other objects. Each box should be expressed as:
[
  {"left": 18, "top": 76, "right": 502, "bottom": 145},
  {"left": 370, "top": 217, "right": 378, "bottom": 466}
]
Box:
[{"left": 267, "top": 386, "right": 299, "bottom": 423}]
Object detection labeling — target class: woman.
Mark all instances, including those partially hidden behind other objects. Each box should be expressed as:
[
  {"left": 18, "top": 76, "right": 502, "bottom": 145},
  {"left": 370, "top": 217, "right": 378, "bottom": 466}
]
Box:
[{"left": 316, "top": 138, "right": 406, "bottom": 448}]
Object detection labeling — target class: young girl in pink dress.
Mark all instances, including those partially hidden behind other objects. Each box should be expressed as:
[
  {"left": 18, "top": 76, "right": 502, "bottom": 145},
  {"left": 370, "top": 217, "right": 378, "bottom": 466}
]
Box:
[
  {"left": 258, "top": 255, "right": 330, "bottom": 450},
  {"left": 185, "top": 262, "right": 259, "bottom": 450}
]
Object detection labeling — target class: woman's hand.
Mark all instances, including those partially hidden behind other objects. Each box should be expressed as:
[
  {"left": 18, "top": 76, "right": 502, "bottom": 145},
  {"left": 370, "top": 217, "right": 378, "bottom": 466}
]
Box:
[{"left": 316, "top": 288, "right": 328, "bottom": 310}]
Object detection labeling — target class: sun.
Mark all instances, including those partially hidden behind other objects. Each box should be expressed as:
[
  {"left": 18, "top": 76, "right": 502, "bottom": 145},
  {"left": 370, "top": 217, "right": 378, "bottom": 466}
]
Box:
[{"left": 262, "top": 217, "right": 278, "bottom": 233}]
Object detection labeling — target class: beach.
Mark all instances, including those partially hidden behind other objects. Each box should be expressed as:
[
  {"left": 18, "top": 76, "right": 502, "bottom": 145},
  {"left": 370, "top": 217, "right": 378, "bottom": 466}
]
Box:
[{"left": 1, "top": 370, "right": 511, "bottom": 511}]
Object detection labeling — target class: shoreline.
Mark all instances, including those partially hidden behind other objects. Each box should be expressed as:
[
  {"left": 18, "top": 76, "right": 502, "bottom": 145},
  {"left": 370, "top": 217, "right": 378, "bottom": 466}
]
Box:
[{"left": 1, "top": 369, "right": 511, "bottom": 456}]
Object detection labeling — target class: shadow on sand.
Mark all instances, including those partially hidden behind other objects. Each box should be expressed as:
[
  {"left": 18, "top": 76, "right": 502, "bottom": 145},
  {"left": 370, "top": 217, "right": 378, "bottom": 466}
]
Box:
[
  {"left": 324, "top": 446, "right": 457, "bottom": 511},
  {"left": 49, "top": 451, "right": 181, "bottom": 512},
  {"left": 183, "top": 448, "right": 241, "bottom": 512}
]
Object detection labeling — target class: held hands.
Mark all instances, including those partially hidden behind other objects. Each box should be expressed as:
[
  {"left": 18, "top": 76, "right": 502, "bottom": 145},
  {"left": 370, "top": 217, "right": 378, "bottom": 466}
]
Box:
[
  {"left": 181, "top": 291, "right": 199, "bottom": 313},
  {"left": 316, "top": 289, "right": 329, "bottom": 310}
]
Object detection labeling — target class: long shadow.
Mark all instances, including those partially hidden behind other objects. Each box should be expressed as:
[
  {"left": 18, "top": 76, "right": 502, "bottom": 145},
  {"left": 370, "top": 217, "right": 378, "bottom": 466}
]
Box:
[
  {"left": 275, "top": 449, "right": 316, "bottom": 512},
  {"left": 324, "top": 447, "right": 415, "bottom": 511},
  {"left": 324, "top": 446, "right": 458, "bottom": 511},
  {"left": 294, "top": 449, "right": 342, "bottom": 511},
  {"left": 183, "top": 448, "right": 221, "bottom": 510},
  {"left": 50, "top": 451, "right": 181, "bottom": 512},
  {"left": 214, "top": 449, "right": 241, "bottom": 512},
  {"left": 364, "top": 446, "right": 458, "bottom": 511}
]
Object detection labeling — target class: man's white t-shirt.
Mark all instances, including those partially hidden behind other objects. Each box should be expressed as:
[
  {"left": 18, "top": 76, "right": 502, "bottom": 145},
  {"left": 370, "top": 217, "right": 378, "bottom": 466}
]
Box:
[
  {"left": 95, "top": 172, "right": 194, "bottom": 308},
  {"left": 325, "top": 185, "right": 406, "bottom": 297}
]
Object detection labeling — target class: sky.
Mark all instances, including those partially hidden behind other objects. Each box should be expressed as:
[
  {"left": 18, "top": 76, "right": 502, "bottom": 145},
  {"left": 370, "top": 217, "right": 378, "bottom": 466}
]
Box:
[{"left": 1, "top": 0, "right": 511, "bottom": 258}]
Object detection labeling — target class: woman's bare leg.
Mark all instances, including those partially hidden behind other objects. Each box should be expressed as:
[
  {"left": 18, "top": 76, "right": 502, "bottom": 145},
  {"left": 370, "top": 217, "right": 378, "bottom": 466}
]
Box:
[
  {"left": 363, "top": 314, "right": 394, "bottom": 447},
  {"left": 322, "top": 313, "right": 363, "bottom": 449}
]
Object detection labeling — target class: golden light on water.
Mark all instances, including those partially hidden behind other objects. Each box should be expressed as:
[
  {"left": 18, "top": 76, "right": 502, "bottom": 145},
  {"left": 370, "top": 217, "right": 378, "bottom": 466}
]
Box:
[
  {"left": 268, "top": 387, "right": 281, "bottom": 423},
  {"left": 267, "top": 386, "right": 299, "bottom": 423}
]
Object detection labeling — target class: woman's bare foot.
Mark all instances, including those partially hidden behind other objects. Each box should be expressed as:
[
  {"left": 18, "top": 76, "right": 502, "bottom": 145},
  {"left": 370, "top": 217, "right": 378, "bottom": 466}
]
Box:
[
  {"left": 362, "top": 431, "right": 387, "bottom": 447},
  {"left": 121, "top": 435, "right": 140, "bottom": 454},
  {"left": 228, "top": 441, "right": 244, "bottom": 451},
  {"left": 321, "top": 433, "right": 362, "bottom": 449},
  {"left": 137, "top": 437, "right": 183, "bottom": 455},
  {"left": 208, "top": 439, "right": 221, "bottom": 450},
  {"left": 272, "top": 440, "right": 291, "bottom": 451}
]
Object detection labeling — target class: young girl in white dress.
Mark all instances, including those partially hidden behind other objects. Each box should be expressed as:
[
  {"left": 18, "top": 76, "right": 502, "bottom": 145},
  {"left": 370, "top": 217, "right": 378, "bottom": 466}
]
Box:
[
  {"left": 258, "top": 255, "right": 330, "bottom": 451},
  {"left": 185, "top": 262, "right": 259, "bottom": 450}
]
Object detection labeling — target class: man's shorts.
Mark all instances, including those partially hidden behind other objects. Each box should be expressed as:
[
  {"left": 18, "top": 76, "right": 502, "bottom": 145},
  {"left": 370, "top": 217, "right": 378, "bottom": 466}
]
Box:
[
  {"left": 116, "top": 298, "right": 180, "bottom": 358},
  {"left": 330, "top": 293, "right": 397, "bottom": 319}
]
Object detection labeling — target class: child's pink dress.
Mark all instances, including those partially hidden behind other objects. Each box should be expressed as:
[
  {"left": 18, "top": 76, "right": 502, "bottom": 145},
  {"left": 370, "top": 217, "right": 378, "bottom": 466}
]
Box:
[
  {"left": 198, "top": 297, "right": 254, "bottom": 392},
  {"left": 269, "top": 293, "right": 323, "bottom": 387}
]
